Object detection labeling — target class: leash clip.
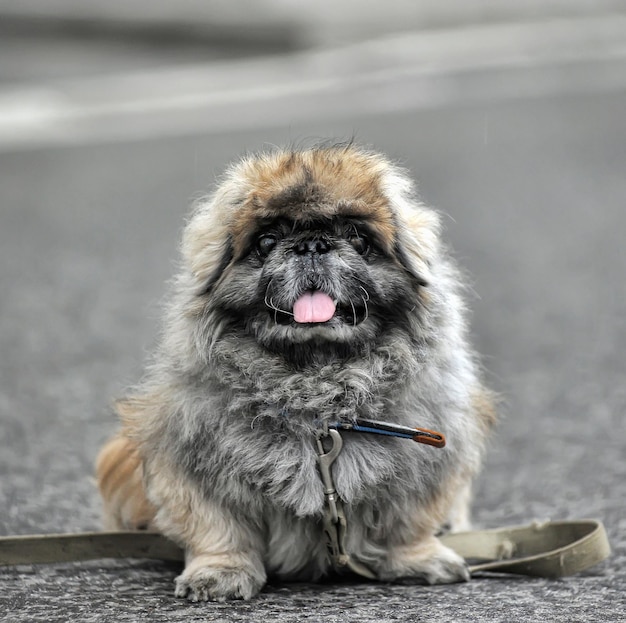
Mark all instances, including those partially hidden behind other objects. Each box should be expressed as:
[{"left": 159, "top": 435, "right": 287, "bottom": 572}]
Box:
[
  {"left": 315, "top": 427, "right": 377, "bottom": 580},
  {"left": 316, "top": 428, "right": 343, "bottom": 524}
]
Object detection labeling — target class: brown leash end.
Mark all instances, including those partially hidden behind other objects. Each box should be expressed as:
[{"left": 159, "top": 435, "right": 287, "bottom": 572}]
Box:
[{"left": 413, "top": 428, "right": 446, "bottom": 448}]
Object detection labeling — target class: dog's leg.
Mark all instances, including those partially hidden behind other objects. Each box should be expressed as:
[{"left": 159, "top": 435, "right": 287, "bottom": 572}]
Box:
[
  {"left": 439, "top": 481, "right": 473, "bottom": 534},
  {"left": 95, "top": 434, "right": 156, "bottom": 531},
  {"left": 171, "top": 506, "right": 267, "bottom": 602},
  {"left": 175, "top": 546, "right": 267, "bottom": 603},
  {"left": 96, "top": 433, "right": 266, "bottom": 600},
  {"left": 143, "top": 456, "right": 267, "bottom": 602},
  {"left": 375, "top": 473, "right": 473, "bottom": 585},
  {"left": 380, "top": 533, "right": 470, "bottom": 585},
  {"left": 172, "top": 506, "right": 268, "bottom": 602}
]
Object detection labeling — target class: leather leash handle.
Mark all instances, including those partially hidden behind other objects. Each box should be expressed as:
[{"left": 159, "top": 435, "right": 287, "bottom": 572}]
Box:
[{"left": 440, "top": 519, "right": 611, "bottom": 578}]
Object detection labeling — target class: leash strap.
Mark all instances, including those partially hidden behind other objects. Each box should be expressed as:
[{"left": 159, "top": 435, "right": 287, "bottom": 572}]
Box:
[
  {"left": 0, "top": 520, "right": 609, "bottom": 579},
  {"left": 330, "top": 418, "right": 446, "bottom": 448},
  {"left": 440, "top": 519, "right": 610, "bottom": 578},
  {"left": 0, "top": 531, "right": 183, "bottom": 566}
]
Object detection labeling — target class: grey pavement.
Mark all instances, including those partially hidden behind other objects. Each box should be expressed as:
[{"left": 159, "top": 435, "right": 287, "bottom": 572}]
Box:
[{"left": 1, "top": 10, "right": 626, "bottom": 623}]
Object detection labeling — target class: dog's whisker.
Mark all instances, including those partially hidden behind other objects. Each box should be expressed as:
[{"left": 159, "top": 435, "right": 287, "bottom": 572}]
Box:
[
  {"left": 348, "top": 295, "right": 358, "bottom": 327},
  {"left": 264, "top": 284, "right": 295, "bottom": 318},
  {"left": 264, "top": 295, "right": 295, "bottom": 326},
  {"left": 360, "top": 293, "right": 369, "bottom": 322}
]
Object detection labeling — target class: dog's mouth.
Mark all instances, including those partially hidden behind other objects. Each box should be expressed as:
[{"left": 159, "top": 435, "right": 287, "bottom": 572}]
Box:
[
  {"left": 293, "top": 291, "right": 336, "bottom": 323},
  {"left": 269, "top": 290, "right": 368, "bottom": 327}
]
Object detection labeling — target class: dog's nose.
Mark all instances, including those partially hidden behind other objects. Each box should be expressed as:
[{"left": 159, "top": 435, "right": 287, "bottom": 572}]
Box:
[{"left": 294, "top": 238, "right": 330, "bottom": 255}]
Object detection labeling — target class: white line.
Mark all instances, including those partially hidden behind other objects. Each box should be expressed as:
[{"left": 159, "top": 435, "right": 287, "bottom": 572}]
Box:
[{"left": 1, "top": 15, "right": 626, "bottom": 151}]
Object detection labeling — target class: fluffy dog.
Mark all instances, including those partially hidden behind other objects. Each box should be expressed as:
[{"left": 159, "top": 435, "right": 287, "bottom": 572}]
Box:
[{"left": 96, "top": 142, "right": 496, "bottom": 601}]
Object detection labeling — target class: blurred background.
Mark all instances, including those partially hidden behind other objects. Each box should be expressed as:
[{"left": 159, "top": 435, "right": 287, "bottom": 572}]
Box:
[
  {"left": 1, "top": 0, "right": 625, "bottom": 147},
  {"left": 1, "top": 2, "right": 625, "bottom": 621}
]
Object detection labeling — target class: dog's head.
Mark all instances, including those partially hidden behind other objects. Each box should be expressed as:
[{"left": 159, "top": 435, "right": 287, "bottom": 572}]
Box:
[{"left": 182, "top": 144, "right": 441, "bottom": 361}]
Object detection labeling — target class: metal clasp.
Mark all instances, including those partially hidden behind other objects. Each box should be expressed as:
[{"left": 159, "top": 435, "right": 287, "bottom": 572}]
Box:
[
  {"left": 315, "top": 427, "right": 377, "bottom": 580},
  {"left": 316, "top": 428, "right": 343, "bottom": 524}
]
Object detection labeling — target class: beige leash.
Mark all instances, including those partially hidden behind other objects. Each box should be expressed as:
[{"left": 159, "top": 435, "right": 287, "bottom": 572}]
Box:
[
  {"left": 440, "top": 519, "right": 611, "bottom": 578},
  {"left": 0, "top": 519, "right": 610, "bottom": 579},
  {"left": 0, "top": 531, "right": 183, "bottom": 566}
]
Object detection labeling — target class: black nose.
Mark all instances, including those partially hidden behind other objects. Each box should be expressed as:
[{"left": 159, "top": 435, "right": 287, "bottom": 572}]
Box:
[{"left": 294, "top": 238, "right": 330, "bottom": 255}]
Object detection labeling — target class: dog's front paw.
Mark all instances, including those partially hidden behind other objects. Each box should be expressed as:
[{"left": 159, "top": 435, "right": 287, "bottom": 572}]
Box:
[
  {"left": 174, "top": 556, "right": 266, "bottom": 602},
  {"left": 382, "top": 537, "right": 470, "bottom": 586},
  {"left": 403, "top": 545, "right": 470, "bottom": 585}
]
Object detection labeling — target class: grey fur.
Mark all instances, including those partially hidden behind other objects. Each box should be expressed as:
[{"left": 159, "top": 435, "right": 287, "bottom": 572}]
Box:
[{"left": 120, "top": 144, "right": 494, "bottom": 601}]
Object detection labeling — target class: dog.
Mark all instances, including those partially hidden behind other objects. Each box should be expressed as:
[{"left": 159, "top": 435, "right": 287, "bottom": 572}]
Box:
[{"left": 96, "top": 142, "right": 496, "bottom": 601}]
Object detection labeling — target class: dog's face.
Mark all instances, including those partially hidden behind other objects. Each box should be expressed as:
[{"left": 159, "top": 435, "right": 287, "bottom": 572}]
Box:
[{"left": 182, "top": 145, "right": 441, "bottom": 360}]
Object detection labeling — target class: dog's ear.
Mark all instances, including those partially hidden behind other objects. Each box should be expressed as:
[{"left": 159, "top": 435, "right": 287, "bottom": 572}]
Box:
[
  {"left": 382, "top": 169, "right": 441, "bottom": 287},
  {"left": 182, "top": 185, "right": 237, "bottom": 294},
  {"left": 393, "top": 208, "right": 440, "bottom": 287}
]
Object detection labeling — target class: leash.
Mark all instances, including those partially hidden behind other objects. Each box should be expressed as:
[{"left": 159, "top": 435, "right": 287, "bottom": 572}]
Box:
[
  {"left": 329, "top": 417, "right": 446, "bottom": 447},
  {"left": 0, "top": 419, "right": 610, "bottom": 580},
  {"left": 0, "top": 532, "right": 183, "bottom": 566},
  {"left": 440, "top": 519, "right": 611, "bottom": 578},
  {"left": 0, "top": 520, "right": 610, "bottom": 579},
  {"left": 314, "top": 419, "right": 447, "bottom": 578},
  {"left": 312, "top": 420, "right": 610, "bottom": 580}
]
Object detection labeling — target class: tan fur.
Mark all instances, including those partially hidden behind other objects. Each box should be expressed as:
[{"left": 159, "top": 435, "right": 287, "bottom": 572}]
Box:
[
  {"left": 184, "top": 148, "right": 407, "bottom": 286},
  {"left": 127, "top": 435, "right": 267, "bottom": 601},
  {"left": 231, "top": 150, "right": 396, "bottom": 255},
  {"left": 472, "top": 386, "right": 499, "bottom": 437},
  {"left": 95, "top": 434, "right": 155, "bottom": 531}
]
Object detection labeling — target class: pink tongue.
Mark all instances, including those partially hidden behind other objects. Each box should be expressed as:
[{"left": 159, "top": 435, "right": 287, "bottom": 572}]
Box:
[{"left": 293, "top": 291, "right": 336, "bottom": 323}]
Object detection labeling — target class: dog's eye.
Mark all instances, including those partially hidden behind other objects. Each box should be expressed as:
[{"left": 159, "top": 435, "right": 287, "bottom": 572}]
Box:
[
  {"left": 347, "top": 233, "right": 370, "bottom": 256},
  {"left": 256, "top": 234, "right": 278, "bottom": 259}
]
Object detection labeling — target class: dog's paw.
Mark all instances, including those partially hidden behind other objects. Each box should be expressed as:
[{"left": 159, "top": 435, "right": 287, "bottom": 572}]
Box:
[
  {"left": 401, "top": 546, "right": 470, "bottom": 585},
  {"left": 174, "top": 561, "right": 266, "bottom": 602},
  {"left": 382, "top": 537, "right": 470, "bottom": 586}
]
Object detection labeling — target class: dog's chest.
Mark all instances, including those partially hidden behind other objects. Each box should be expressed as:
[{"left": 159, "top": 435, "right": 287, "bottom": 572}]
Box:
[{"left": 183, "top": 412, "right": 423, "bottom": 520}]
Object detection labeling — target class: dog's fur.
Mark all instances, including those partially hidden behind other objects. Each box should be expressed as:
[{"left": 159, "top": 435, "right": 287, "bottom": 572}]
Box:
[{"left": 96, "top": 143, "right": 496, "bottom": 601}]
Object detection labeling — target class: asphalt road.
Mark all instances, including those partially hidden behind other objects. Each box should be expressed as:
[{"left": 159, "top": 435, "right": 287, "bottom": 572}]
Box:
[{"left": 1, "top": 87, "right": 625, "bottom": 620}]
